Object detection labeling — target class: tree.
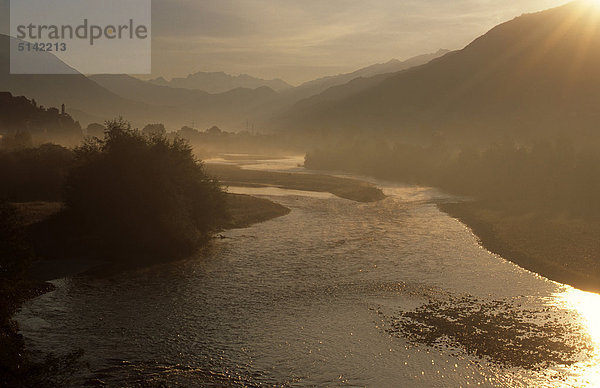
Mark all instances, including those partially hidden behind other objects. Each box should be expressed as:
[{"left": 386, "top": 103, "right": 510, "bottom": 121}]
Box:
[
  {"left": 64, "top": 118, "right": 227, "bottom": 259},
  {"left": 142, "top": 123, "right": 166, "bottom": 137},
  {"left": 86, "top": 123, "right": 106, "bottom": 138},
  {"left": 206, "top": 125, "right": 222, "bottom": 136}
]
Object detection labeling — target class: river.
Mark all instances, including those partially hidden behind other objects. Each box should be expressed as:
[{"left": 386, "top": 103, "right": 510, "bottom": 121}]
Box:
[{"left": 15, "top": 156, "right": 600, "bottom": 387}]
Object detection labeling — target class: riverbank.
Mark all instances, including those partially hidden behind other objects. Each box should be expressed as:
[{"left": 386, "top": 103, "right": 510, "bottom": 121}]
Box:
[
  {"left": 0, "top": 193, "right": 291, "bottom": 385},
  {"left": 13, "top": 194, "right": 291, "bottom": 239},
  {"left": 440, "top": 201, "right": 600, "bottom": 293},
  {"left": 13, "top": 194, "right": 290, "bottom": 277},
  {"left": 206, "top": 164, "right": 385, "bottom": 203}
]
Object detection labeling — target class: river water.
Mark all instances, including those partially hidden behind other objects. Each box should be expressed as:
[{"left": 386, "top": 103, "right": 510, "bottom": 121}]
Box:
[{"left": 15, "top": 156, "right": 600, "bottom": 387}]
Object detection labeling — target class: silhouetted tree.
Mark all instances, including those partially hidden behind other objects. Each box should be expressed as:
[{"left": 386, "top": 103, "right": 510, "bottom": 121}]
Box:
[
  {"left": 206, "top": 125, "right": 222, "bottom": 136},
  {"left": 142, "top": 123, "right": 166, "bottom": 137},
  {"left": 0, "top": 143, "right": 73, "bottom": 201},
  {"left": 64, "top": 118, "right": 227, "bottom": 259}
]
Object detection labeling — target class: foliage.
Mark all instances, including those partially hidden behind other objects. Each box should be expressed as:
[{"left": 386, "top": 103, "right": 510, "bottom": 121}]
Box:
[
  {"left": 63, "top": 118, "right": 227, "bottom": 259},
  {"left": 0, "top": 143, "right": 74, "bottom": 201},
  {"left": 0, "top": 92, "right": 82, "bottom": 145},
  {"left": 85, "top": 123, "right": 106, "bottom": 138},
  {"left": 0, "top": 202, "right": 31, "bottom": 309},
  {"left": 141, "top": 123, "right": 166, "bottom": 137}
]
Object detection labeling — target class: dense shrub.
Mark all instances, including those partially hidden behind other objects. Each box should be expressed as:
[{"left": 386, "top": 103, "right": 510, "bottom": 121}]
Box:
[
  {"left": 63, "top": 118, "right": 227, "bottom": 259},
  {"left": 0, "top": 202, "right": 30, "bottom": 299},
  {"left": 0, "top": 144, "right": 74, "bottom": 201}
]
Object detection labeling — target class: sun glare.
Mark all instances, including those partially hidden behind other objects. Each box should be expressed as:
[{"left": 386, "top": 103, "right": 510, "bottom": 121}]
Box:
[
  {"left": 553, "top": 288, "right": 600, "bottom": 386},
  {"left": 584, "top": 0, "right": 600, "bottom": 8},
  {"left": 558, "top": 288, "right": 600, "bottom": 346}
]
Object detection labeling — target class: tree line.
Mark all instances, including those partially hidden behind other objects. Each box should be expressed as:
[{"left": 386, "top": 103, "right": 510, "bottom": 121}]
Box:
[{"left": 305, "top": 136, "right": 600, "bottom": 218}]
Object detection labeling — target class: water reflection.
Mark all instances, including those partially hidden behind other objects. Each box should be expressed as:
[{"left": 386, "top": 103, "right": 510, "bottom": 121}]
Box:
[
  {"left": 552, "top": 287, "right": 600, "bottom": 387},
  {"left": 14, "top": 158, "right": 600, "bottom": 387}
]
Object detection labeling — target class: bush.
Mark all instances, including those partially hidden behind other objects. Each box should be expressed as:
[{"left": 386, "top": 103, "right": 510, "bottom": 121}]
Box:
[
  {"left": 0, "top": 202, "right": 31, "bottom": 295},
  {"left": 0, "top": 144, "right": 74, "bottom": 201},
  {"left": 63, "top": 118, "right": 227, "bottom": 260}
]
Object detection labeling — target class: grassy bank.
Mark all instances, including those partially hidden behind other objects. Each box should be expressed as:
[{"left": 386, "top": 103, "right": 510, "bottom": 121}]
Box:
[
  {"left": 206, "top": 164, "right": 385, "bottom": 203},
  {"left": 440, "top": 202, "right": 600, "bottom": 293}
]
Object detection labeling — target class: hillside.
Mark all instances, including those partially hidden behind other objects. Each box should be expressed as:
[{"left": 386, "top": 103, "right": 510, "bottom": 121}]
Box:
[
  {"left": 0, "top": 92, "right": 81, "bottom": 144},
  {"left": 248, "top": 50, "right": 451, "bottom": 126},
  {"left": 276, "top": 1, "right": 600, "bottom": 145},
  {"left": 1, "top": 35, "right": 279, "bottom": 130},
  {"left": 288, "top": 49, "right": 450, "bottom": 101},
  {"left": 0, "top": 35, "right": 156, "bottom": 127},
  {"left": 90, "top": 74, "right": 279, "bottom": 130}
]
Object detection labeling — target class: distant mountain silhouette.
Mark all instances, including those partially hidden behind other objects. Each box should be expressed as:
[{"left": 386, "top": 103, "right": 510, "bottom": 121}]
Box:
[
  {"left": 276, "top": 1, "right": 600, "bottom": 144},
  {"left": 1, "top": 35, "right": 281, "bottom": 129},
  {"left": 148, "top": 71, "right": 292, "bottom": 93},
  {"left": 289, "top": 49, "right": 450, "bottom": 100},
  {"left": 249, "top": 50, "right": 451, "bottom": 126},
  {"left": 0, "top": 35, "right": 157, "bottom": 126},
  {"left": 90, "top": 74, "right": 279, "bottom": 129}
]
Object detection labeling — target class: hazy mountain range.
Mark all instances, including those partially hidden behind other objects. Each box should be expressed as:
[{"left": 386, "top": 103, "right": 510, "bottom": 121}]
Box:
[
  {"left": 148, "top": 72, "right": 293, "bottom": 94},
  {"left": 289, "top": 49, "right": 451, "bottom": 100},
  {"left": 0, "top": 35, "right": 150, "bottom": 125},
  {"left": 0, "top": 35, "right": 279, "bottom": 129},
  {"left": 275, "top": 1, "right": 600, "bottom": 145},
  {"left": 4, "top": 1, "right": 600, "bottom": 144},
  {"left": 0, "top": 33, "right": 447, "bottom": 130},
  {"left": 90, "top": 74, "right": 279, "bottom": 129}
]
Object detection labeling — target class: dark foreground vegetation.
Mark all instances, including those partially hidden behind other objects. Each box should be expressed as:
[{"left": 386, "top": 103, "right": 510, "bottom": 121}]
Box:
[
  {"left": 305, "top": 137, "right": 600, "bottom": 292},
  {"left": 2, "top": 118, "right": 228, "bottom": 261}
]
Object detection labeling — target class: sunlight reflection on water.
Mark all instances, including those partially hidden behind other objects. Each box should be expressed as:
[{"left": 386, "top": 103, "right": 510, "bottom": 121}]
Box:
[{"left": 552, "top": 287, "right": 600, "bottom": 387}]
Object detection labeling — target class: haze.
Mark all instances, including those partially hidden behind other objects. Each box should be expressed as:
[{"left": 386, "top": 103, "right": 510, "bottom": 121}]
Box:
[
  {"left": 1, "top": 0, "right": 568, "bottom": 83},
  {"left": 6, "top": 1, "right": 600, "bottom": 386}
]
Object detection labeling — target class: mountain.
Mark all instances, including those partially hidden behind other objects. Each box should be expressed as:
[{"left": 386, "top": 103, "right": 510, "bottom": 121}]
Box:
[
  {"left": 246, "top": 50, "right": 451, "bottom": 126},
  {"left": 1, "top": 34, "right": 279, "bottom": 130},
  {"left": 90, "top": 74, "right": 279, "bottom": 129},
  {"left": 290, "top": 49, "right": 450, "bottom": 100},
  {"left": 0, "top": 35, "right": 159, "bottom": 127},
  {"left": 148, "top": 71, "right": 293, "bottom": 93},
  {"left": 276, "top": 1, "right": 600, "bottom": 144}
]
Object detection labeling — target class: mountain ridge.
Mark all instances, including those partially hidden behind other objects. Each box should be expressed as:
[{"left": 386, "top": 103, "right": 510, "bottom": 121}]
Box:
[
  {"left": 148, "top": 71, "right": 292, "bottom": 93},
  {"left": 274, "top": 1, "right": 600, "bottom": 145}
]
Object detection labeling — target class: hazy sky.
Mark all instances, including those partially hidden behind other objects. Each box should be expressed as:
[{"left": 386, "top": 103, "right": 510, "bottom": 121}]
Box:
[{"left": 2, "top": 0, "right": 569, "bottom": 84}]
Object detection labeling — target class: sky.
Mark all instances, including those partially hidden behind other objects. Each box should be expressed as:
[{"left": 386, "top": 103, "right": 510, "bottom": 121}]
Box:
[{"left": 1, "top": 0, "right": 570, "bottom": 84}]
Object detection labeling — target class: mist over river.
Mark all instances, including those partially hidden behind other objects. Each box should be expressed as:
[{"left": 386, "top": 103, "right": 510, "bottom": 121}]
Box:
[{"left": 15, "top": 157, "right": 600, "bottom": 387}]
